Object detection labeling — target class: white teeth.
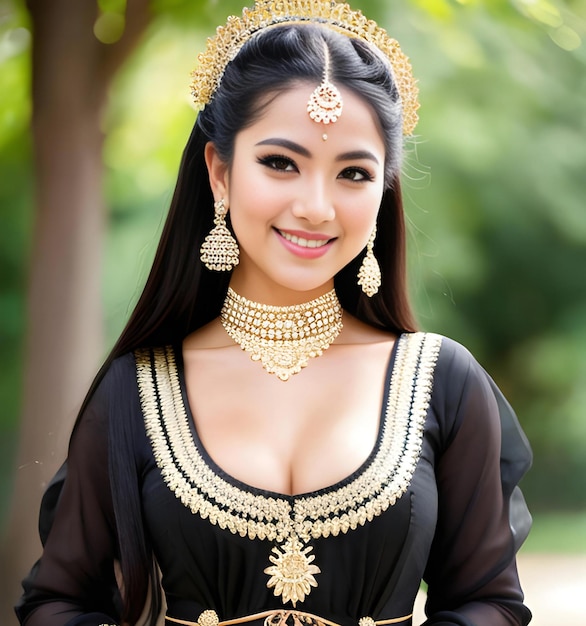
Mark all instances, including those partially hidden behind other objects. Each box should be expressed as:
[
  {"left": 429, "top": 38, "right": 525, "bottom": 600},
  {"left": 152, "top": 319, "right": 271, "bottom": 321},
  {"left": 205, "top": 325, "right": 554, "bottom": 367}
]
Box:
[{"left": 278, "top": 230, "right": 330, "bottom": 248}]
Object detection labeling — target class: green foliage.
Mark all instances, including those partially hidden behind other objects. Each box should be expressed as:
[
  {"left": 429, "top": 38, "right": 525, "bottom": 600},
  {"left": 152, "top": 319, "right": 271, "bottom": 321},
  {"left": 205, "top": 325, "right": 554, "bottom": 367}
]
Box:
[
  {"left": 0, "top": 0, "right": 32, "bottom": 432},
  {"left": 522, "top": 511, "right": 586, "bottom": 553},
  {"left": 102, "top": 20, "right": 200, "bottom": 338},
  {"left": 0, "top": 0, "right": 32, "bottom": 524},
  {"left": 1, "top": 0, "right": 585, "bottom": 516},
  {"left": 376, "top": 0, "right": 586, "bottom": 509}
]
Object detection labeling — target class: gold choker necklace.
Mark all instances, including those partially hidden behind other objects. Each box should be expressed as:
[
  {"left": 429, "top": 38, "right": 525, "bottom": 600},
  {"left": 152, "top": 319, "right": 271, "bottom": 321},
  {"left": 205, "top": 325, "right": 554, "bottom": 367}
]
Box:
[{"left": 221, "top": 288, "right": 343, "bottom": 381}]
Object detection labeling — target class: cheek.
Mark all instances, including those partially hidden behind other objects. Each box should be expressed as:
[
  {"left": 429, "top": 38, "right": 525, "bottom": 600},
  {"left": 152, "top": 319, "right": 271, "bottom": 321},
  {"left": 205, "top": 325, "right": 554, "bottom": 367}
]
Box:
[
  {"left": 228, "top": 167, "right": 284, "bottom": 218},
  {"left": 228, "top": 195, "right": 284, "bottom": 249},
  {"left": 340, "top": 192, "right": 382, "bottom": 242}
]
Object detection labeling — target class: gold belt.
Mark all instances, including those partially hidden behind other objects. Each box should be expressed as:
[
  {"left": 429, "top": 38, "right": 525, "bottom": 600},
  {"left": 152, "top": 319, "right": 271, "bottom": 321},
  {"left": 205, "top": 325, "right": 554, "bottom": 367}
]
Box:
[{"left": 166, "top": 609, "right": 413, "bottom": 626}]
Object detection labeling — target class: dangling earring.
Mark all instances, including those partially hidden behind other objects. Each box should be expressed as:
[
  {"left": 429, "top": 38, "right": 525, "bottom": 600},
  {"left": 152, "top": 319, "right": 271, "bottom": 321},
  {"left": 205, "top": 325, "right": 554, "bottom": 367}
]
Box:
[
  {"left": 200, "top": 199, "right": 240, "bottom": 271},
  {"left": 357, "top": 226, "right": 381, "bottom": 297}
]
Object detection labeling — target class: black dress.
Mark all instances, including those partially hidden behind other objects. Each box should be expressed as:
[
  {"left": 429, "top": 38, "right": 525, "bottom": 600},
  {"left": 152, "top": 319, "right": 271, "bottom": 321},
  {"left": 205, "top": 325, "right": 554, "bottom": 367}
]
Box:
[{"left": 16, "top": 333, "right": 533, "bottom": 626}]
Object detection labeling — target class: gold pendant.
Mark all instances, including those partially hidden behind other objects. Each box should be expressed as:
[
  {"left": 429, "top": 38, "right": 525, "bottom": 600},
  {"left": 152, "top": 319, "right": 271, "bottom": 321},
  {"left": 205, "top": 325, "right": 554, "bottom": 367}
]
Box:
[
  {"left": 307, "top": 80, "right": 343, "bottom": 124},
  {"left": 264, "top": 538, "right": 321, "bottom": 606},
  {"left": 306, "top": 42, "right": 343, "bottom": 126}
]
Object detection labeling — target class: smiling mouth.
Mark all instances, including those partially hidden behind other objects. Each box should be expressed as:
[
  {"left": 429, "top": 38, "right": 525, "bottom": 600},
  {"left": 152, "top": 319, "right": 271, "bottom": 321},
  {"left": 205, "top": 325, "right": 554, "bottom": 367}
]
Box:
[{"left": 276, "top": 229, "right": 334, "bottom": 248}]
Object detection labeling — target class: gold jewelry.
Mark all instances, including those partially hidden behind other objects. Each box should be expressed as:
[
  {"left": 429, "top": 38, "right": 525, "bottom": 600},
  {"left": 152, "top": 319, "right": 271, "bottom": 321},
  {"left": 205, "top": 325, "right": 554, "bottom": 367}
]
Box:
[
  {"left": 220, "top": 288, "right": 343, "bottom": 381},
  {"left": 137, "top": 333, "right": 442, "bottom": 607},
  {"left": 307, "top": 43, "right": 343, "bottom": 125},
  {"left": 200, "top": 199, "right": 240, "bottom": 271},
  {"left": 165, "top": 609, "right": 414, "bottom": 626},
  {"left": 265, "top": 537, "right": 320, "bottom": 605},
  {"left": 190, "top": 0, "right": 419, "bottom": 136},
  {"left": 357, "top": 226, "right": 381, "bottom": 297},
  {"left": 166, "top": 612, "right": 219, "bottom": 626}
]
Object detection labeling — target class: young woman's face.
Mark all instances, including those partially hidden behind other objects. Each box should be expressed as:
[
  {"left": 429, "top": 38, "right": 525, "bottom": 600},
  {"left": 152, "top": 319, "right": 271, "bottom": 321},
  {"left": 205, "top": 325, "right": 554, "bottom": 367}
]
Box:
[{"left": 206, "top": 82, "right": 386, "bottom": 303}]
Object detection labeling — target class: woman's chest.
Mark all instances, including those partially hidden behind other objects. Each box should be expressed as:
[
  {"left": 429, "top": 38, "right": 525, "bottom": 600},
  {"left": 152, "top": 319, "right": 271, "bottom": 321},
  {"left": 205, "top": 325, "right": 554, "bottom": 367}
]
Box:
[
  {"left": 183, "top": 342, "right": 393, "bottom": 495},
  {"left": 135, "top": 333, "right": 443, "bottom": 610},
  {"left": 141, "top": 447, "right": 439, "bottom": 616}
]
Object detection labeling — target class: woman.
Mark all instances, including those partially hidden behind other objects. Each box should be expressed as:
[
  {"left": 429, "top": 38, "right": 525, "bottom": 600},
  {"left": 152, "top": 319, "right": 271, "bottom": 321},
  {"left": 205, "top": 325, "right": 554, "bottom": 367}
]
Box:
[{"left": 16, "top": 1, "right": 532, "bottom": 625}]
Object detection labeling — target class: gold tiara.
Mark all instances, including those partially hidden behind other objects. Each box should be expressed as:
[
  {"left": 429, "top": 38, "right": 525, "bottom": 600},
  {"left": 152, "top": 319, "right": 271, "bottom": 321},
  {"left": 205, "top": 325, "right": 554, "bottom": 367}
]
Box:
[{"left": 190, "top": 0, "right": 419, "bottom": 135}]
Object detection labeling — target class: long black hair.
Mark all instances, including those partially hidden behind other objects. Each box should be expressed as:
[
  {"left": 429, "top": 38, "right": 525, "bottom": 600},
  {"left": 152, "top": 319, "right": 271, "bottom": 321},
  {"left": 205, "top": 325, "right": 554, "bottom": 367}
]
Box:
[{"left": 77, "top": 24, "right": 417, "bottom": 625}]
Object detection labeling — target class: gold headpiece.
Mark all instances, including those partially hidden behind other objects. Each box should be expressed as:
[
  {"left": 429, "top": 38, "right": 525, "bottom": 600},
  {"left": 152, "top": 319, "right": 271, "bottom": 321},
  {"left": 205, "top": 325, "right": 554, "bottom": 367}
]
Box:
[
  {"left": 190, "top": 0, "right": 419, "bottom": 135},
  {"left": 307, "top": 43, "right": 343, "bottom": 125}
]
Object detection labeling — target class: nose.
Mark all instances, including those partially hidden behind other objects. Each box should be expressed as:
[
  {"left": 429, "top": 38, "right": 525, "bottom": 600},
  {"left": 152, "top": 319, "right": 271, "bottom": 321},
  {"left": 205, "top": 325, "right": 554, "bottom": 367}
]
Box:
[{"left": 291, "top": 177, "right": 335, "bottom": 224}]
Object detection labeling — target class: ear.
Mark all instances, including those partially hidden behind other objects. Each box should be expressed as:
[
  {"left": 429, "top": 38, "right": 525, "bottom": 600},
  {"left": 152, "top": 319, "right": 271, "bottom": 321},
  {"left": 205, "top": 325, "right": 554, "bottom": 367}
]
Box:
[{"left": 204, "top": 142, "right": 230, "bottom": 202}]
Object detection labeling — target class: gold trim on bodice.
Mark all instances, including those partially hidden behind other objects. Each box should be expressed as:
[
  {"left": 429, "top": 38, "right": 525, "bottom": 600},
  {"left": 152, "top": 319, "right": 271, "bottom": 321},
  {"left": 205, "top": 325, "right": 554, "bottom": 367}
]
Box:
[
  {"left": 166, "top": 609, "right": 413, "bottom": 626},
  {"left": 136, "top": 331, "right": 442, "bottom": 605}
]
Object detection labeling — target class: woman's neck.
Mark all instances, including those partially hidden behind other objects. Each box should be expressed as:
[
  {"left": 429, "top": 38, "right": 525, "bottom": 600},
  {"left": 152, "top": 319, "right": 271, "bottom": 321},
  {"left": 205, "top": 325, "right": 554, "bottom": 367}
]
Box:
[{"left": 227, "top": 277, "right": 335, "bottom": 307}]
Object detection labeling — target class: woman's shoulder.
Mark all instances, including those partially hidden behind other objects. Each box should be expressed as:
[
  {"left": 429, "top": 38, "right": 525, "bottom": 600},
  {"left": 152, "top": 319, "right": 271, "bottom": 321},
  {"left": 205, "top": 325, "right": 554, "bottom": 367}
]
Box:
[
  {"left": 81, "top": 350, "right": 156, "bottom": 460},
  {"left": 393, "top": 331, "right": 477, "bottom": 381},
  {"left": 403, "top": 332, "right": 496, "bottom": 432},
  {"left": 106, "top": 350, "right": 140, "bottom": 378},
  {"left": 81, "top": 349, "right": 156, "bottom": 429},
  {"left": 402, "top": 331, "right": 481, "bottom": 383},
  {"left": 413, "top": 332, "right": 529, "bottom": 451},
  {"left": 89, "top": 351, "right": 139, "bottom": 405}
]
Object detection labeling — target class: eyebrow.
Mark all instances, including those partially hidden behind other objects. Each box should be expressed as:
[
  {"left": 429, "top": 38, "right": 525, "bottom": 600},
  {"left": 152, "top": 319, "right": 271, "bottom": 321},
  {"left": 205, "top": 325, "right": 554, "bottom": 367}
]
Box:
[
  {"left": 255, "top": 138, "right": 380, "bottom": 165},
  {"left": 255, "top": 138, "right": 310, "bottom": 157},
  {"left": 336, "top": 150, "right": 380, "bottom": 165}
]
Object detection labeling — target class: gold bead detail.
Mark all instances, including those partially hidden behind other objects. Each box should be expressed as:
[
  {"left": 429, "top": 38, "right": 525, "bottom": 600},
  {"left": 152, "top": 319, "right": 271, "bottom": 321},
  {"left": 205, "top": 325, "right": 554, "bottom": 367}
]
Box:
[
  {"left": 198, "top": 610, "right": 220, "bottom": 626},
  {"left": 221, "top": 288, "right": 343, "bottom": 380},
  {"left": 190, "top": 0, "right": 419, "bottom": 135}
]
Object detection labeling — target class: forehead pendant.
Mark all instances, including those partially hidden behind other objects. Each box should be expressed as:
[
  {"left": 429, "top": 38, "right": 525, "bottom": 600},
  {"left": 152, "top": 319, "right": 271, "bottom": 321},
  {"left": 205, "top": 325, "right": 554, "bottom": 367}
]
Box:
[{"left": 307, "top": 44, "right": 343, "bottom": 126}]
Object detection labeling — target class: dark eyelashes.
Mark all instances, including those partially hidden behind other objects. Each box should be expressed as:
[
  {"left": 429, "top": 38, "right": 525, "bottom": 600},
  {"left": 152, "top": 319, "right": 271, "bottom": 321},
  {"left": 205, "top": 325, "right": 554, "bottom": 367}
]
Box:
[
  {"left": 256, "top": 154, "right": 296, "bottom": 170},
  {"left": 257, "top": 154, "right": 375, "bottom": 182},
  {"left": 341, "top": 167, "right": 374, "bottom": 182}
]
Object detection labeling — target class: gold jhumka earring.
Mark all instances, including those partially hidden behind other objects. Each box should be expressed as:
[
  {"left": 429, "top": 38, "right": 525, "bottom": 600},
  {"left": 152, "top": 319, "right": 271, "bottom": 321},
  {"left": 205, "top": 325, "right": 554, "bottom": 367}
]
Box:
[
  {"left": 200, "top": 199, "right": 240, "bottom": 271},
  {"left": 357, "top": 226, "right": 381, "bottom": 297}
]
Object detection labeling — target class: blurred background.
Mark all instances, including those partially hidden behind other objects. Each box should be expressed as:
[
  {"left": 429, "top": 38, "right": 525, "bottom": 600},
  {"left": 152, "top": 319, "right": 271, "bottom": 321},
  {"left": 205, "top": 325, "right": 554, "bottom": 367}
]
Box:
[{"left": 1, "top": 0, "right": 585, "bottom": 624}]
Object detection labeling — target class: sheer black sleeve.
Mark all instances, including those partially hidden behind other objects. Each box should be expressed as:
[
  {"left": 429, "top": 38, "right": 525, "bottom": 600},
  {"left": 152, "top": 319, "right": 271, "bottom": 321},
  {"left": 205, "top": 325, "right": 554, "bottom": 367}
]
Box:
[
  {"left": 423, "top": 339, "right": 532, "bottom": 626},
  {"left": 15, "top": 360, "right": 128, "bottom": 626}
]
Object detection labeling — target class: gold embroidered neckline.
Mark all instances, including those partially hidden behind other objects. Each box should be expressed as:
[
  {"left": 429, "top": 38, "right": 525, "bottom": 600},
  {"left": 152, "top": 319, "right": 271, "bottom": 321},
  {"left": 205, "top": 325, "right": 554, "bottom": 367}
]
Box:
[
  {"left": 176, "top": 343, "right": 394, "bottom": 500},
  {"left": 136, "top": 332, "right": 442, "bottom": 606}
]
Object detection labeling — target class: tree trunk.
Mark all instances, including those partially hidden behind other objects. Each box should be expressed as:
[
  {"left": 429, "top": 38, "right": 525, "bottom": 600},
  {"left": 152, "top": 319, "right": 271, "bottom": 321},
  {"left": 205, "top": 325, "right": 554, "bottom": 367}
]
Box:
[{"left": 1, "top": 2, "right": 150, "bottom": 623}]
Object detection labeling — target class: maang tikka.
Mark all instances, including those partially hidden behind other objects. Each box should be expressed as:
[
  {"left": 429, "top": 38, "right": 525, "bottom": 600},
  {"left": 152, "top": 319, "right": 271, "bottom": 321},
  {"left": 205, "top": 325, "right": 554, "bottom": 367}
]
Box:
[
  {"left": 200, "top": 199, "right": 240, "bottom": 271},
  {"left": 357, "top": 226, "right": 381, "bottom": 297},
  {"left": 307, "top": 43, "right": 343, "bottom": 125},
  {"left": 190, "top": 1, "right": 420, "bottom": 137}
]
